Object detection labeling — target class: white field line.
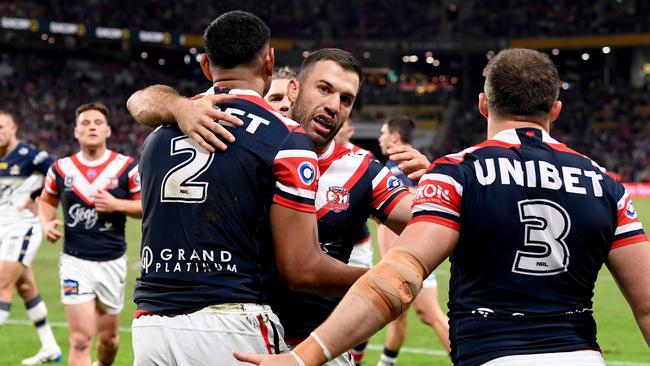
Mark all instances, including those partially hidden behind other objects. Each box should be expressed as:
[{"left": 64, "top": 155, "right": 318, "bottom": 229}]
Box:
[{"left": 6, "top": 319, "right": 649, "bottom": 365}]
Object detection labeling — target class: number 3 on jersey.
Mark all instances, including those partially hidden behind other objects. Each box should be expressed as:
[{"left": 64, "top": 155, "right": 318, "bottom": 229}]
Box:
[
  {"left": 512, "top": 199, "right": 571, "bottom": 276},
  {"left": 161, "top": 136, "right": 214, "bottom": 203}
]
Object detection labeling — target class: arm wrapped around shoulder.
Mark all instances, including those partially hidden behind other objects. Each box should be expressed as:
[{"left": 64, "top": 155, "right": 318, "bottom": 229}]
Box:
[{"left": 349, "top": 247, "right": 428, "bottom": 323}]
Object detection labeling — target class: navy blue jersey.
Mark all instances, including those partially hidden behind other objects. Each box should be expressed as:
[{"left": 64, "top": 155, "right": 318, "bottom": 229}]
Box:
[
  {"left": 0, "top": 141, "right": 52, "bottom": 225},
  {"left": 347, "top": 143, "right": 373, "bottom": 243},
  {"left": 134, "top": 87, "right": 318, "bottom": 315},
  {"left": 411, "top": 128, "right": 647, "bottom": 365},
  {"left": 273, "top": 142, "right": 408, "bottom": 340},
  {"left": 42, "top": 150, "right": 140, "bottom": 261},
  {"left": 386, "top": 158, "right": 416, "bottom": 188}
]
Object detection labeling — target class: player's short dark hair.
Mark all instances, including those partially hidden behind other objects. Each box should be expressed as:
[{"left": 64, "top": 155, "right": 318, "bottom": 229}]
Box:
[
  {"left": 75, "top": 103, "right": 109, "bottom": 122},
  {"left": 273, "top": 66, "right": 297, "bottom": 80},
  {"left": 483, "top": 48, "right": 560, "bottom": 120},
  {"left": 203, "top": 11, "right": 271, "bottom": 69},
  {"left": 385, "top": 116, "right": 416, "bottom": 144},
  {"left": 298, "top": 48, "right": 363, "bottom": 89}
]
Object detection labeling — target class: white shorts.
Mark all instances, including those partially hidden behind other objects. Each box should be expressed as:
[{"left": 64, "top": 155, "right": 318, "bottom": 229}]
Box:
[
  {"left": 422, "top": 271, "right": 437, "bottom": 288},
  {"left": 59, "top": 253, "right": 127, "bottom": 315},
  {"left": 0, "top": 221, "right": 42, "bottom": 267},
  {"left": 483, "top": 350, "right": 605, "bottom": 365},
  {"left": 132, "top": 303, "right": 288, "bottom": 366},
  {"left": 348, "top": 237, "right": 373, "bottom": 269}
]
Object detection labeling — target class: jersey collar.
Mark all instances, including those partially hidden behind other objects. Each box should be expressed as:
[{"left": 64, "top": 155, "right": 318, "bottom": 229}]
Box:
[{"left": 75, "top": 149, "right": 112, "bottom": 167}]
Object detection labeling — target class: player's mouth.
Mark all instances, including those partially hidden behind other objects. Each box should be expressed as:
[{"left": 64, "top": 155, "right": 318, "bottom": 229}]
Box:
[{"left": 312, "top": 114, "right": 334, "bottom": 135}]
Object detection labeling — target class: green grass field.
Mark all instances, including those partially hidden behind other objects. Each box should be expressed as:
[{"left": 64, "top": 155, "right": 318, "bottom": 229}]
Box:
[{"left": 2, "top": 200, "right": 650, "bottom": 365}]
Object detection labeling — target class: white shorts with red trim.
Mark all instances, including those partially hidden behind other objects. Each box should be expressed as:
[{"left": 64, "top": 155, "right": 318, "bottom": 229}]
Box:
[
  {"left": 132, "top": 303, "right": 288, "bottom": 366},
  {"left": 59, "top": 253, "right": 126, "bottom": 315},
  {"left": 348, "top": 237, "right": 373, "bottom": 269},
  {"left": 0, "top": 222, "right": 42, "bottom": 267},
  {"left": 482, "top": 350, "right": 605, "bottom": 365}
]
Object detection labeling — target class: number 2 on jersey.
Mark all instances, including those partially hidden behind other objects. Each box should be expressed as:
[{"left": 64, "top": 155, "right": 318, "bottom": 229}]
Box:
[
  {"left": 512, "top": 199, "right": 571, "bottom": 276},
  {"left": 161, "top": 136, "right": 214, "bottom": 203}
]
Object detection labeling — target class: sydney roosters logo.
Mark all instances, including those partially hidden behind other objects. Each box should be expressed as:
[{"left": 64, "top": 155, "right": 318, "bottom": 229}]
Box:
[{"left": 324, "top": 186, "right": 350, "bottom": 212}]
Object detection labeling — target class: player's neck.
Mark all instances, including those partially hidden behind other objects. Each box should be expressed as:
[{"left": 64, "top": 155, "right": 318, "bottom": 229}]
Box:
[
  {"left": 0, "top": 139, "right": 18, "bottom": 158},
  {"left": 487, "top": 119, "right": 549, "bottom": 139},
  {"left": 212, "top": 72, "right": 266, "bottom": 96},
  {"left": 79, "top": 145, "right": 107, "bottom": 162}
]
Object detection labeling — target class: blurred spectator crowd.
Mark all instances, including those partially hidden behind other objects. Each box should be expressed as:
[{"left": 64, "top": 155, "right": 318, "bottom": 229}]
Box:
[
  {"left": 1, "top": 50, "right": 648, "bottom": 181},
  {"left": 2, "top": 0, "right": 649, "bottom": 40}
]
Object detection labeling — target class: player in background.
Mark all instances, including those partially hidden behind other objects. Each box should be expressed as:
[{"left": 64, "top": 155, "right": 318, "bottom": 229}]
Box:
[
  {"left": 235, "top": 48, "right": 650, "bottom": 366},
  {"left": 264, "top": 66, "right": 296, "bottom": 117},
  {"left": 39, "top": 103, "right": 142, "bottom": 366},
  {"left": 129, "top": 13, "right": 366, "bottom": 366},
  {"left": 374, "top": 116, "right": 451, "bottom": 366},
  {"left": 0, "top": 111, "right": 62, "bottom": 365}
]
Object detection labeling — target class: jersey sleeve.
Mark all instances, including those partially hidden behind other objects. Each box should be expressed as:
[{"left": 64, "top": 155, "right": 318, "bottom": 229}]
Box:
[
  {"left": 409, "top": 160, "right": 465, "bottom": 231},
  {"left": 32, "top": 149, "right": 54, "bottom": 175},
  {"left": 126, "top": 160, "right": 142, "bottom": 199},
  {"left": 272, "top": 129, "right": 318, "bottom": 213},
  {"left": 41, "top": 162, "right": 61, "bottom": 205},
  {"left": 368, "top": 159, "right": 409, "bottom": 221},
  {"left": 611, "top": 186, "right": 647, "bottom": 249}
]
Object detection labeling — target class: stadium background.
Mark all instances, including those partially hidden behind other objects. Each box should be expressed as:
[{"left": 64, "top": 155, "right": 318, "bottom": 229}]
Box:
[{"left": 1, "top": 1, "right": 649, "bottom": 364}]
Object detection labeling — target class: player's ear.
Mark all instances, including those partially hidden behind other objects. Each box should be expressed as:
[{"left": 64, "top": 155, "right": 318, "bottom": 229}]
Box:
[
  {"left": 200, "top": 53, "right": 213, "bottom": 82},
  {"left": 264, "top": 47, "right": 275, "bottom": 78},
  {"left": 106, "top": 125, "right": 112, "bottom": 139},
  {"left": 549, "top": 100, "right": 562, "bottom": 124},
  {"left": 478, "top": 92, "right": 489, "bottom": 119},
  {"left": 287, "top": 79, "right": 299, "bottom": 103}
]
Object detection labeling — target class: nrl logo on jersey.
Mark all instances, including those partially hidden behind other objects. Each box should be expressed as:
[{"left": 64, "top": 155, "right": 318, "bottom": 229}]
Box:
[
  {"left": 10, "top": 164, "right": 20, "bottom": 176},
  {"left": 64, "top": 175, "right": 76, "bottom": 187},
  {"left": 324, "top": 186, "right": 350, "bottom": 212}
]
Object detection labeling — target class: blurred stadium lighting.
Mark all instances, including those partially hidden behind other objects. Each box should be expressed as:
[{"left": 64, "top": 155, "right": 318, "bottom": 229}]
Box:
[
  {"left": 409, "top": 55, "right": 418, "bottom": 62},
  {"left": 426, "top": 56, "right": 434, "bottom": 64},
  {"left": 552, "top": 48, "right": 560, "bottom": 56},
  {"left": 363, "top": 51, "right": 371, "bottom": 59},
  {"left": 581, "top": 53, "right": 590, "bottom": 61},
  {"left": 140, "top": 51, "right": 148, "bottom": 59},
  {"left": 432, "top": 59, "right": 441, "bottom": 67},
  {"left": 402, "top": 55, "right": 410, "bottom": 63},
  {"left": 158, "top": 58, "right": 165, "bottom": 65},
  {"left": 184, "top": 55, "right": 191, "bottom": 64},
  {"left": 602, "top": 46, "right": 611, "bottom": 54}
]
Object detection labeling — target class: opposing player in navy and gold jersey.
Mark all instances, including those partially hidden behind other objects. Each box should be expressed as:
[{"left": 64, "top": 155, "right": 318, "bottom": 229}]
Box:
[
  {"left": 129, "top": 13, "right": 366, "bottom": 366},
  {"left": 39, "top": 103, "right": 142, "bottom": 366},
  {"left": 0, "top": 111, "right": 62, "bottom": 365},
  {"left": 235, "top": 49, "right": 650, "bottom": 366}
]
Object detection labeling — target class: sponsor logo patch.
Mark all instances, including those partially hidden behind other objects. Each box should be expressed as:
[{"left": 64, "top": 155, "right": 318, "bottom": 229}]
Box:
[
  {"left": 626, "top": 201, "right": 638, "bottom": 219},
  {"left": 324, "top": 186, "right": 350, "bottom": 212},
  {"left": 63, "top": 279, "right": 79, "bottom": 296},
  {"left": 386, "top": 176, "right": 401, "bottom": 190},
  {"left": 298, "top": 162, "right": 316, "bottom": 186}
]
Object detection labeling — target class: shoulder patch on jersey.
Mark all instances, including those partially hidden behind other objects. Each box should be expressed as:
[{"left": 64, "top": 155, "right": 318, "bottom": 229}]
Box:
[
  {"left": 18, "top": 147, "right": 29, "bottom": 155},
  {"left": 386, "top": 176, "right": 402, "bottom": 190},
  {"left": 64, "top": 175, "right": 76, "bottom": 187},
  {"left": 298, "top": 162, "right": 316, "bottom": 186},
  {"left": 626, "top": 201, "right": 638, "bottom": 219},
  {"left": 324, "top": 186, "right": 350, "bottom": 212}
]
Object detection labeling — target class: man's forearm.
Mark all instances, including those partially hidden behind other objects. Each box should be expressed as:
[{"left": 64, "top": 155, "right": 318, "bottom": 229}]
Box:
[{"left": 126, "top": 84, "right": 183, "bottom": 128}]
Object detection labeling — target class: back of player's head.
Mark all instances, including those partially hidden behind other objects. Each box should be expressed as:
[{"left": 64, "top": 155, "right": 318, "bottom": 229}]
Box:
[
  {"left": 203, "top": 11, "right": 271, "bottom": 69},
  {"left": 298, "top": 48, "right": 363, "bottom": 88},
  {"left": 273, "top": 66, "right": 297, "bottom": 80},
  {"left": 483, "top": 48, "right": 560, "bottom": 120},
  {"left": 385, "top": 116, "right": 416, "bottom": 144},
  {"left": 75, "top": 103, "right": 109, "bottom": 123}
]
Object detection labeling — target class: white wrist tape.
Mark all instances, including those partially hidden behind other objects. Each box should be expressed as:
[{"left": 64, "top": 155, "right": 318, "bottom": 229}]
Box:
[
  {"left": 310, "top": 331, "right": 333, "bottom": 361},
  {"left": 291, "top": 351, "right": 306, "bottom": 366}
]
